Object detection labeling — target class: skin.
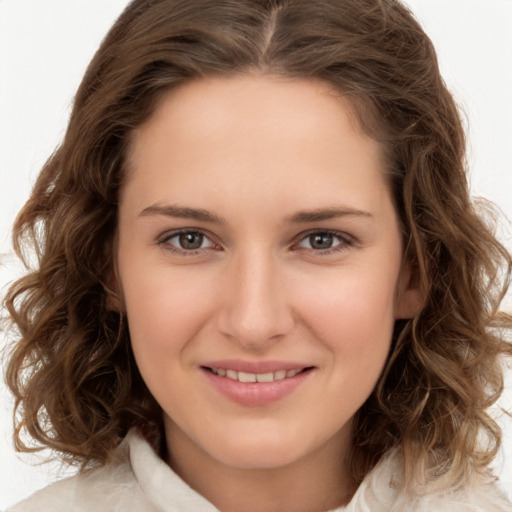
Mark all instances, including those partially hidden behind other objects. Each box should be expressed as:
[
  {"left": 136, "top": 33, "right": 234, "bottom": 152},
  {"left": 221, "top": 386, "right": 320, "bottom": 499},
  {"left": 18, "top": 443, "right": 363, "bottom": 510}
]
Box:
[{"left": 116, "top": 75, "right": 423, "bottom": 512}]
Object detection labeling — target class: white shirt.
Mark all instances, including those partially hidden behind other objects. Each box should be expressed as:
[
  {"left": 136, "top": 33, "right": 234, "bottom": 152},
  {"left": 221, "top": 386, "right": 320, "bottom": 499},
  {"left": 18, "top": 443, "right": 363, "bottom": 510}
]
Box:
[{"left": 7, "top": 430, "right": 511, "bottom": 511}]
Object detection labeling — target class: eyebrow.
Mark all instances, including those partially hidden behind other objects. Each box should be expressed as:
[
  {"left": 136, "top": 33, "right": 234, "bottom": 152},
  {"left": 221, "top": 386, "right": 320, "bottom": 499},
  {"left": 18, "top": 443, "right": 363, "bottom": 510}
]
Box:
[
  {"left": 139, "top": 203, "right": 226, "bottom": 224},
  {"left": 138, "top": 203, "right": 373, "bottom": 224},
  {"left": 285, "top": 207, "right": 374, "bottom": 223}
]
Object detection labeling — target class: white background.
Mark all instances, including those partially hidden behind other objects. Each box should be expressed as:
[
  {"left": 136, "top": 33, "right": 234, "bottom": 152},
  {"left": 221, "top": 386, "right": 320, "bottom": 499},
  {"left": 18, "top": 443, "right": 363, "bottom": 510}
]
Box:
[{"left": 1, "top": 0, "right": 511, "bottom": 509}]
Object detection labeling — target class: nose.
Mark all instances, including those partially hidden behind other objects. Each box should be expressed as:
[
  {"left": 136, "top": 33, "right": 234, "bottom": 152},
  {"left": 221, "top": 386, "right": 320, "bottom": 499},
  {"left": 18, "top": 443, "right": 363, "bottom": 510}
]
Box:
[{"left": 216, "top": 249, "right": 295, "bottom": 351}]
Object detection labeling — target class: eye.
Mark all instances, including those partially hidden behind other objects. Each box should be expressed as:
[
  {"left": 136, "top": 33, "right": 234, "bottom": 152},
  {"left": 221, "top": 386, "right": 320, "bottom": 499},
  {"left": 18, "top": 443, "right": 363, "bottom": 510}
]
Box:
[
  {"left": 296, "top": 230, "right": 352, "bottom": 253},
  {"left": 176, "top": 231, "right": 206, "bottom": 250},
  {"left": 159, "top": 229, "right": 217, "bottom": 253}
]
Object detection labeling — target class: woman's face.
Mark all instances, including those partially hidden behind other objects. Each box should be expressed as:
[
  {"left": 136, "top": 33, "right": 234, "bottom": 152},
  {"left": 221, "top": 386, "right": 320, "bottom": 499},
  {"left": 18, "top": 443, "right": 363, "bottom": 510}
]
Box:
[{"left": 116, "top": 75, "right": 421, "bottom": 472}]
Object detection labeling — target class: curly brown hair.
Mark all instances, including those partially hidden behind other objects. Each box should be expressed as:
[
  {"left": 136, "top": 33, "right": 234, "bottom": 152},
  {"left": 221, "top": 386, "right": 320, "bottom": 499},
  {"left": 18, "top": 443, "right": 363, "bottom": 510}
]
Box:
[{"left": 4, "top": 0, "right": 511, "bottom": 492}]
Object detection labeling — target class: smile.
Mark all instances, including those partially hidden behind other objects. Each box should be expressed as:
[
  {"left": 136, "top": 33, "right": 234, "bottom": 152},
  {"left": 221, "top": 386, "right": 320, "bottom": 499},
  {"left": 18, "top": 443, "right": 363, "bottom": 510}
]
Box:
[
  {"left": 201, "top": 363, "right": 314, "bottom": 406},
  {"left": 206, "top": 367, "right": 305, "bottom": 383}
]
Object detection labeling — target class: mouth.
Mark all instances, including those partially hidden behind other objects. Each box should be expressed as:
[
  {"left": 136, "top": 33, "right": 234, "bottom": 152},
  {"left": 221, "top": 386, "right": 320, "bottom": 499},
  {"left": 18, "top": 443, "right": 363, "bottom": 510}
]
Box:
[
  {"left": 202, "top": 366, "right": 314, "bottom": 383},
  {"left": 200, "top": 363, "right": 315, "bottom": 406}
]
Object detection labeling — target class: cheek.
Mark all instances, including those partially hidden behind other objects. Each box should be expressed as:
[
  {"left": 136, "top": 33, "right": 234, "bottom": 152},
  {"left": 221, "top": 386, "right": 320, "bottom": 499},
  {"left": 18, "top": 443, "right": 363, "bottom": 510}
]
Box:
[
  {"left": 295, "top": 263, "right": 398, "bottom": 368},
  {"left": 120, "top": 263, "right": 223, "bottom": 412},
  {"left": 120, "top": 262, "right": 218, "bottom": 358}
]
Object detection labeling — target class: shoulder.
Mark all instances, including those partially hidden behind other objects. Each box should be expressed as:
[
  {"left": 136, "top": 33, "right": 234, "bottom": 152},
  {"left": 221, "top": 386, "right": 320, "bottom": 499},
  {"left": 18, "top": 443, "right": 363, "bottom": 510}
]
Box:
[
  {"left": 6, "top": 433, "right": 157, "bottom": 512},
  {"left": 399, "top": 482, "right": 511, "bottom": 512},
  {"left": 404, "top": 480, "right": 511, "bottom": 512},
  {"left": 345, "top": 451, "right": 511, "bottom": 512},
  {"left": 7, "top": 430, "right": 218, "bottom": 512}
]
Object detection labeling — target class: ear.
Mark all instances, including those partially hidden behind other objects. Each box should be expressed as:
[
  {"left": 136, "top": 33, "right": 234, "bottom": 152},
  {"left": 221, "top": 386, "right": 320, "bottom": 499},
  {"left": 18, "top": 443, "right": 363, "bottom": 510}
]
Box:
[
  {"left": 104, "top": 236, "right": 124, "bottom": 312},
  {"left": 394, "top": 260, "right": 426, "bottom": 319},
  {"left": 105, "top": 280, "right": 123, "bottom": 312}
]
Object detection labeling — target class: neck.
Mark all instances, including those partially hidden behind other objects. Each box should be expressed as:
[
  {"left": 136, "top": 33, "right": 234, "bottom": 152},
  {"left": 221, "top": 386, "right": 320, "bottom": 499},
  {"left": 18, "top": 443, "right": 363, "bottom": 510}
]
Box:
[{"left": 165, "top": 420, "right": 357, "bottom": 512}]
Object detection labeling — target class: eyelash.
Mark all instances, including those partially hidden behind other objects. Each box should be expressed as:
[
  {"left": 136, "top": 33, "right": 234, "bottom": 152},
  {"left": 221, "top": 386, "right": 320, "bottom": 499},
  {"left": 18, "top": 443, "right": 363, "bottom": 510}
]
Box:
[
  {"left": 158, "top": 229, "right": 219, "bottom": 255},
  {"left": 157, "top": 228, "right": 355, "bottom": 256},
  {"left": 293, "top": 229, "right": 355, "bottom": 255}
]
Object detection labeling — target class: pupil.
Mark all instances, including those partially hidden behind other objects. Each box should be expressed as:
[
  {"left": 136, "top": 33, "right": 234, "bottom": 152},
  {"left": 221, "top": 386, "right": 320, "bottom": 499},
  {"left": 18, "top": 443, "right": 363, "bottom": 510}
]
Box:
[
  {"left": 179, "top": 232, "right": 203, "bottom": 250},
  {"left": 310, "top": 233, "right": 333, "bottom": 250}
]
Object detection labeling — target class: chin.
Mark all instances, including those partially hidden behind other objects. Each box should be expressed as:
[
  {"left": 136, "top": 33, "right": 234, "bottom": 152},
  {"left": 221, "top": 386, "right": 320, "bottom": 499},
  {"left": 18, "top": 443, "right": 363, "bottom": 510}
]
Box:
[
  {"left": 203, "top": 428, "right": 317, "bottom": 470},
  {"left": 216, "top": 445, "right": 304, "bottom": 470}
]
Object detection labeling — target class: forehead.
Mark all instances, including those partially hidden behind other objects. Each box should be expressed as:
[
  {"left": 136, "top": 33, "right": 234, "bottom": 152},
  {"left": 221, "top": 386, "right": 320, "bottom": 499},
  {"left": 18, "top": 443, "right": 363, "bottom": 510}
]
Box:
[
  {"left": 123, "top": 75, "right": 391, "bottom": 218},
  {"left": 127, "top": 74, "right": 382, "bottom": 157}
]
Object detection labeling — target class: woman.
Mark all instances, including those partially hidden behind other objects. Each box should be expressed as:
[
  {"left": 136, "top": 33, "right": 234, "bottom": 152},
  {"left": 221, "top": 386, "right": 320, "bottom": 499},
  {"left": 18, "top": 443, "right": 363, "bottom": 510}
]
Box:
[{"left": 4, "top": 0, "right": 511, "bottom": 510}]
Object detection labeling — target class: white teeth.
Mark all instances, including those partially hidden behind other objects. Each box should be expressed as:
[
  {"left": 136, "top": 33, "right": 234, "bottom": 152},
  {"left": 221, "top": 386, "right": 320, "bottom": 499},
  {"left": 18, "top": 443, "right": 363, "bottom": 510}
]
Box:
[
  {"left": 274, "top": 370, "right": 287, "bottom": 380},
  {"left": 210, "top": 367, "right": 305, "bottom": 382},
  {"left": 238, "top": 371, "right": 257, "bottom": 383},
  {"left": 256, "top": 372, "right": 275, "bottom": 383},
  {"left": 226, "top": 369, "right": 238, "bottom": 380}
]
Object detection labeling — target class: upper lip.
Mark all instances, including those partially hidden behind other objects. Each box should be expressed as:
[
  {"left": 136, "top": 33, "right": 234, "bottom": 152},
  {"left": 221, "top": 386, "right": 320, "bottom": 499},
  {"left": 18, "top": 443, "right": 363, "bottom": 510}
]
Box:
[{"left": 201, "top": 359, "right": 313, "bottom": 374}]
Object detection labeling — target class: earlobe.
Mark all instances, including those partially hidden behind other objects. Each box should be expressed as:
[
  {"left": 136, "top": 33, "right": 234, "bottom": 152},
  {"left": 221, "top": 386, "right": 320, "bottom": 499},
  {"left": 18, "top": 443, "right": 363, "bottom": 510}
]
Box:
[
  {"left": 394, "top": 262, "right": 426, "bottom": 319},
  {"left": 104, "top": 234, "right": 124, "bottom": 312},
  {"left": 106, "top": 287, "right": 123, "bottom": 312},
  {"left": 104, "top": 260, "right": 124, "bottom": 312},
  {"left": 104, "top": 272, "right": 123, "bottom": 312}
]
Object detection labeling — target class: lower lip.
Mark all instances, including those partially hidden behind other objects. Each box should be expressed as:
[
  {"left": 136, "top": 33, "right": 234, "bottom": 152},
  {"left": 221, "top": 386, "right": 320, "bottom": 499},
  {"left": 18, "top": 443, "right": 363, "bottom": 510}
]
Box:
[{"left": 202, "top": 368, "right": 312, "bottom": 406}]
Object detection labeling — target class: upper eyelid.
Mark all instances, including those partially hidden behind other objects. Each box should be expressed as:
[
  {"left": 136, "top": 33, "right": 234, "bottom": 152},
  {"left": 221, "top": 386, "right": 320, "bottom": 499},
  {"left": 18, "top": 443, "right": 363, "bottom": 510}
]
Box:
[
  {"left": 157, "top": 228, "right": 220, "bottom": 254},
  {"left": 158, "top": 227, "right": 215, "bottom": 243},
  {"left": 157, "top": 227, "right": 355, "bottom": 251},
  {"left": 292, "top": 228, "right": 355, "bottom": 245}
]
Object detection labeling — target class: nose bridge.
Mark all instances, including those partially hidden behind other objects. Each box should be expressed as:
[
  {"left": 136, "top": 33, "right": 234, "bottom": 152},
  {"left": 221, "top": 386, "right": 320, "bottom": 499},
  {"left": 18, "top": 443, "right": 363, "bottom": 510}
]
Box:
[{"left": 217, "top": 245, "right": 293, "bottom": 348}]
